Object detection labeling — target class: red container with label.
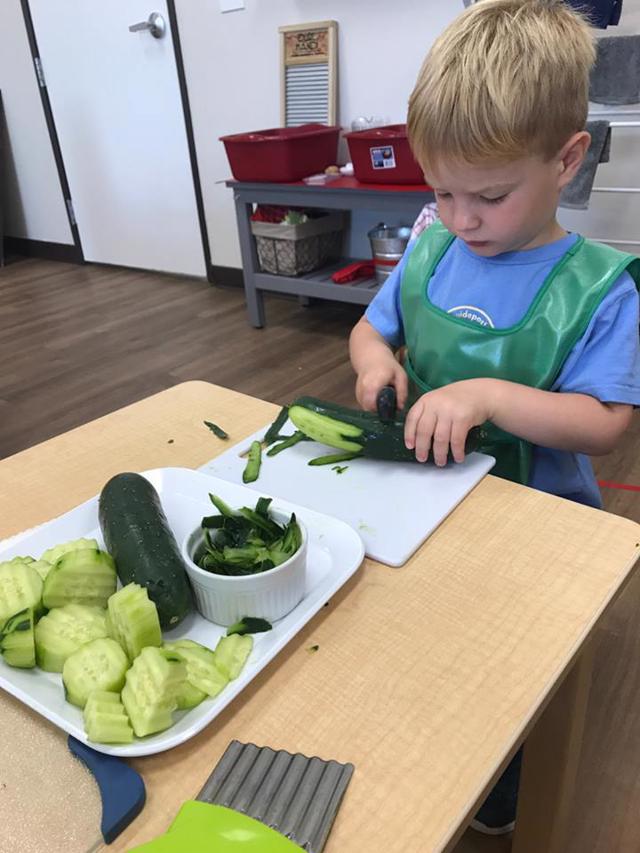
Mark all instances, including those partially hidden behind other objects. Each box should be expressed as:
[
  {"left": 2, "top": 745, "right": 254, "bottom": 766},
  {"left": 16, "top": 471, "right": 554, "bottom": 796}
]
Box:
[
  {"left": 220, "top": 124, "right": 341, "bottom": 183},
  {"left": 344, "top": 124, "right": 424, "bottom": 184}
]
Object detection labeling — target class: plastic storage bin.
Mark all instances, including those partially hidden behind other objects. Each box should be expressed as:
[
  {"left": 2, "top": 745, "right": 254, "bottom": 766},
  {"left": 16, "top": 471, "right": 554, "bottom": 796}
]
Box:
[
  {"left": 220, "top": 124, "right": 341, "bottom": 183},
  {"left": 250, "top": 212, "right": 344, "bottom": 276},
  {"left": 344, "top": 124, "right": 424, "bottom": 184}
]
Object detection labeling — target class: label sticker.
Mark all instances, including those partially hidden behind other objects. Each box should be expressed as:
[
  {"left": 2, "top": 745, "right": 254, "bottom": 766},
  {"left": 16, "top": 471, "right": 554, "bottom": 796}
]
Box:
[{"left": 370, "top": 145, "right": 396, "bottom": 170}]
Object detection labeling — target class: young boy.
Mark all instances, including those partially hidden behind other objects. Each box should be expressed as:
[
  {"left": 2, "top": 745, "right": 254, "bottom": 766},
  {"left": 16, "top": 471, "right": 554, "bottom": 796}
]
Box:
[{"left": 349, "top": 0, "right": 640, "bottom": 834}]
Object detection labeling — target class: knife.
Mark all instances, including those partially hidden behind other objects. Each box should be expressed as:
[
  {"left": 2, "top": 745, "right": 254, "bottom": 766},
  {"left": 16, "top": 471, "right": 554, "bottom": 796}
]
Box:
[{"left": 376, "top": 385, "right": 397, "bottom": 422}]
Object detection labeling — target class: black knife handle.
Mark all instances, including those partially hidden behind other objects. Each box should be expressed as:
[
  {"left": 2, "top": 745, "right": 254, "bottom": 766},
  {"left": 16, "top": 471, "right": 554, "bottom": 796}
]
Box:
[{"left": 376, "top": 385, "right": 397, "bottom": 422}]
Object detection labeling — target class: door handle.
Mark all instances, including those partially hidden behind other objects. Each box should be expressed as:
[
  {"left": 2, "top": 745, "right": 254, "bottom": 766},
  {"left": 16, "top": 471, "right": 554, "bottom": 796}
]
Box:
[{"left": 128, "top": 12, "right": 166, "bottom": 39}]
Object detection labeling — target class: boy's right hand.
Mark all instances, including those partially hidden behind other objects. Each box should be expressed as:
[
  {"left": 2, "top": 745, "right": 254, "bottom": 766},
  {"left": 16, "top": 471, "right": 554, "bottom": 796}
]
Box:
[{"left": 355, "top": 362, "right": 408, "bottom": 413}]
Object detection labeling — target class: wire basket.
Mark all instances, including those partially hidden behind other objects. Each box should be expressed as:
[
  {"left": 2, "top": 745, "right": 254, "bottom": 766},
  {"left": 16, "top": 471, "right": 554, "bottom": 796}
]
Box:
[{"left": 251, "top": 212, "right": 344, "bottom": 276}]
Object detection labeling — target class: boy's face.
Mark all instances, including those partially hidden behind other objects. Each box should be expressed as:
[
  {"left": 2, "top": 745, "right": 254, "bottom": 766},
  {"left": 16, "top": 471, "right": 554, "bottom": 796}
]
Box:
[{"left": 426, "top": 154, "right": 567, "bottom": 256}]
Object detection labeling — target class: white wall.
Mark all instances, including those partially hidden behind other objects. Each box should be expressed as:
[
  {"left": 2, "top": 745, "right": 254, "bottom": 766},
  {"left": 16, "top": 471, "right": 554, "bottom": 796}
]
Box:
[
  {"left": 176, "top": 0, "right": 461, "bottom": 267},
  {"left": 1, "top": 0, "right": 638, "bottom": 262},
  {"left": 0, "top": 0, "right": 73, "bottom": 244}
]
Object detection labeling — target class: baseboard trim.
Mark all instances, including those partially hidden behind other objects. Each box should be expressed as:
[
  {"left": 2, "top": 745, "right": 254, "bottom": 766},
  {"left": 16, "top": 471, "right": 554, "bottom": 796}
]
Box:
[
  {"left": 3, "top": 237, "right": 83, "bottom": 264},
  {"left": 209, "top": 264, "right": 243, "bottom": 288}
]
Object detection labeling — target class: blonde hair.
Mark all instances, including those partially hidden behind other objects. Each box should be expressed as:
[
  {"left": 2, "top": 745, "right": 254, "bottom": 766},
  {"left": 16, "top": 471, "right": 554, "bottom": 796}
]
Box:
[{"left": 407, "top": 0, "right": 596, "bottom": 172}]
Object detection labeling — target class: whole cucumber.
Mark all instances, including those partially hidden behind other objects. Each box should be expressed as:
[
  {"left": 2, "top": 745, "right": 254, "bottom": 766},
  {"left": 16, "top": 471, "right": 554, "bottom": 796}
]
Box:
[{"left": 98, "top": 472, "right": 192, "bottom": 629}]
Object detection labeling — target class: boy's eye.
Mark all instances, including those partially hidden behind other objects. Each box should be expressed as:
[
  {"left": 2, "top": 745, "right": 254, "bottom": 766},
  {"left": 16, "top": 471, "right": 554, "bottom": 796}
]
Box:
[{"left": 481, "top": 194, "right": 508, "bottom": 205}]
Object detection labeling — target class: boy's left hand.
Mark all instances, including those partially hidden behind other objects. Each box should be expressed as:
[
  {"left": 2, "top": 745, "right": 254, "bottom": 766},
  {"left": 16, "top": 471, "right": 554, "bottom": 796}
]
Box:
[{"left": 404, "top": 379, "right": 495, "bottom": 465}]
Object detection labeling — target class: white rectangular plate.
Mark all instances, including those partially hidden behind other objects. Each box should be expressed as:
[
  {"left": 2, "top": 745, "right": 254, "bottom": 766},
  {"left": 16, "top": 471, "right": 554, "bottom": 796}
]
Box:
[
  {"left": 0, "top": 467, "right": 364, "bottom": 757},
  {"left": 202, "top": 422, "right": 495, "bottom": 567}
]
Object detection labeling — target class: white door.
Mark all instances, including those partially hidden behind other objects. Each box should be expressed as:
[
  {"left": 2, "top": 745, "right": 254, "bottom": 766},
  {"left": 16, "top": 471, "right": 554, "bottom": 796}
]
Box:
[{"left": 28, "top": 1, "right": 206, "bottom": 276}]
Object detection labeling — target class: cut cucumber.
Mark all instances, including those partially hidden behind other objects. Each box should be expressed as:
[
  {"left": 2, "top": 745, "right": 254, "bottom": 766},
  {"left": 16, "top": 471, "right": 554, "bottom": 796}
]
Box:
[
  {"left": 0, "top": 561, "right": 43, "bottom": 628},
  {"left": 35, "top": 604, "right": 108, "bottom": 672},
  {"left": 83, "top": 690, "right": 134, "bottom": 744},
  {"left": 28, "top": 560, "right": 53, "bottom": 582},
  {"left": 175, "top": 678, "right": 207, "bottom": 710},
  {"left": 0, "top": 608, "right": 36, "bottom": 668},
  {"left": 214, "top": 634, "right": 253, "bottom": 681},
  {"left": 42, "top": 548, "right": 116, "bottom": 609},
  {"left": 119, "top": 692, "right": 173, "bottom": 739},
  {"left": 107, "top": 583, "right": 162, "bottom": 660},
  {"left": 62, "top": 637, "right": 129, "bottom": 708},
  {"left": 2, "top": 556, "right": 52, "bottom": 580},
  {"left": 164, "top": 639, "right": 229, "bottom": 698},
  {"left": 121, "top": 646, "right": 186, "bottom": 737},
  {"left": 41, "top": 537, "right": 99, "bottom": 565}
]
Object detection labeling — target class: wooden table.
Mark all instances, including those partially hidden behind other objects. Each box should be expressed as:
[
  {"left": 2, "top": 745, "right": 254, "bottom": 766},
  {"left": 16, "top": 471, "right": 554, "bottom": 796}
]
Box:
[{"left": 2, "top": 381, "right": 639, "bottom": 853}]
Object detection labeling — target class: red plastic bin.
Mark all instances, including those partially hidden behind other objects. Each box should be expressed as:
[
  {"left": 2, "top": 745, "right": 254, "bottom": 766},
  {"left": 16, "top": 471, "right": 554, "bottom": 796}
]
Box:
[
  {"left": 220, "top": 124, "right": 340, "bottom": 183},
  {"left": 344, "top": 124, "right": 424, "bottom": 184}
]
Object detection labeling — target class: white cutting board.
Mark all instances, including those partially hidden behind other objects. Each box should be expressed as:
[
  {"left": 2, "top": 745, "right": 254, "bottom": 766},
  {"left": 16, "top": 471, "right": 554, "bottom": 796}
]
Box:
[{"left": 200, "top": 422, "right": 495, "bottom": 567}]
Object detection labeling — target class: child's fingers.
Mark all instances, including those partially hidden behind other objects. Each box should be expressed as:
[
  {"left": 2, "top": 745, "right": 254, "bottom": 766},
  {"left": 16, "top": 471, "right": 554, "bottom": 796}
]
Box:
[
  {"left": 413, "top": 409, "right": 438, "bottom": 463},
  {"left": 431, "top": 417, "right": 453, "bottom": 466},
  {"left": 403, "top": 401, "right": 422, "bottom": 451},
  {"left": 449, "top": 420, "right": 470, "bottom": 464},
  {"left": 356, "top": 376, "right": 381, "bottom": 411}
]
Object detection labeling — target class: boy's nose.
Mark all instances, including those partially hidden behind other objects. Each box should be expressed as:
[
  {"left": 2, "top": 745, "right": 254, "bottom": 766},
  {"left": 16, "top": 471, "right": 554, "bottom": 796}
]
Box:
[{"left": 451, "top": 205, "right": 481, "bottom": 233}]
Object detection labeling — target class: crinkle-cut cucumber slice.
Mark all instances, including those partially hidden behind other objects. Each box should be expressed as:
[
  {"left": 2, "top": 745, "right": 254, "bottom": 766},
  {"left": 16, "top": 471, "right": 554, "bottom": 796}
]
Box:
[
  {"left": 35, "top": 604, "right": 108, "bottom": 672},
  {"left": 83, "top": 690, "right": 134, "bottom": 744},
  {"left": 62, "top": 637, "right": 129, "bottom": 708},
  {"left": 0, "top": 561, "right": 43, "bottom": 628},
  {"left": 121, "top": 646, "right": 186, "bottom": 737},
  {"left": 175, "top": 678, "right": 207, "bottom": 710},
  {"left": 40, "top": 538, "right": 99, "bottom": 566},
  {"left": 0, "top": 608, "right": 36, "bottom": 668},
  {"left": 42, "top": 548, "right": 116, "bottom": 609},
  {"left": 214, "top": 634, "right": 253, "bottom": 681},
  {"left": 120, "top": 684, "right": 175, "bottom": 738},
  {"left": 124, "top": 646, "right": 186, "bottom": 704},
  {"left": 107, "top": 583, "right": 162, "bottom": 660},
  {"left": 164, "top": 640, "right": 229, "bottom": 698},
  {"left": 1, "top": 556, "right": 52, "bottom": 581},
  {"left": 28, "top": 560, "right": 53, "bottom": 581}
]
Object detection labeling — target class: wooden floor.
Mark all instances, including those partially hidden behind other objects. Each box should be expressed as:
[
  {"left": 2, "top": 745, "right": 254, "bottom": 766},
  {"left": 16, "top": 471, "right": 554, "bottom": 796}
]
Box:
[{"left": 2, "top": 256, "right": 640, "bottom": 852}]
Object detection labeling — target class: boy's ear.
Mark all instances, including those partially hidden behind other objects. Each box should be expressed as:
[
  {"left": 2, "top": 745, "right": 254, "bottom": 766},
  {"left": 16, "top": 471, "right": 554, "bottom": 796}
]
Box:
[{"left": 556, "top": 131, "right": 591, "bottom": 189}]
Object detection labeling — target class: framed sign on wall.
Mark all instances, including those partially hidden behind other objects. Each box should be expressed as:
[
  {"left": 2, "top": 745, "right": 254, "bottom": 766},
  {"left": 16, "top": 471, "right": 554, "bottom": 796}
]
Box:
[{"left": 279, "top": 20, "right": 338, "bottom": 126}]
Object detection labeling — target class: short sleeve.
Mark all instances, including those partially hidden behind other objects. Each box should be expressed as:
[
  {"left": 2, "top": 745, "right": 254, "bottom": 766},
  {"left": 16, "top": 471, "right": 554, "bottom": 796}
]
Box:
[{"left": 552, "top": 270, "right": 640, "bottom": 404}]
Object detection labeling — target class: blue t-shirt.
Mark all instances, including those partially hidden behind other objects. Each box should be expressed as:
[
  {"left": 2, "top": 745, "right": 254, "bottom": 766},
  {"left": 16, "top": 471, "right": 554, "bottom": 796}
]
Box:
[{"left": 366, "top": 232, "right": 640, "bottom": 508}]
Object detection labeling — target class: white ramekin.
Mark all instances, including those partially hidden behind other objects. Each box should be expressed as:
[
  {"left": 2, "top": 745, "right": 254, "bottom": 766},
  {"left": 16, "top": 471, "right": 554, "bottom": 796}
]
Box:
[{"left": 181, "top": 509, "right": 307, "bottom": 626}]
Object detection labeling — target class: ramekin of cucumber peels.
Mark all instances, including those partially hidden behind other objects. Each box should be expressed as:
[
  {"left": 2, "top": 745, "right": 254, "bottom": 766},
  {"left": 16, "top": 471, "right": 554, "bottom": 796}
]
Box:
[{"left": 181, "top": 493, "right": 307, "bottom": 627}]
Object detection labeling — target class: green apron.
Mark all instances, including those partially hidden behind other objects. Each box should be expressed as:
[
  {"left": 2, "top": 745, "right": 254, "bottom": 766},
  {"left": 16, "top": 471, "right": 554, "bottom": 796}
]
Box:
[{"left": 400, "top": 222, "right": 640, "bottom": 483}]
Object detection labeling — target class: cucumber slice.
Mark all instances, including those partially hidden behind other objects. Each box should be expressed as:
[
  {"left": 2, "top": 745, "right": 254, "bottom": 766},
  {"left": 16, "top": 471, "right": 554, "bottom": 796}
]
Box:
[
  {"left": 107, "top": 583, "right": 162, "bottom": 660},
  {"left": 214, "top": 634, "right": 253, "bottom": 681},
  {"left": 1, "top": 556, "right": 52, "bottom": 580},
  {"left": 121, "top": 647, "right": 186, "bottom": 737},
  {"left": 28, "top": 560, "right": 53, "bottom": 581},
  {"left": 123, "top": 647, "right": 186, "bottom": 705},
  {"left": 120, "top": 688, "right": 174, "bottom": 738},
  {"left": 0, "top": 608, "right": 36, "bottom": 668},
  {"left": 41, "top": 538, "right": 99, "bottom": 565},
  {"left": 164, "top": 640, "right": 229, "bottom": 698},
  {"left": 42, "top": 549, "right": 116, "bottom": 609},
  {"left": 83, "top": 690, "right": 134, "bottom": 744},
  {"left": 62, "top": 637, "right": 129, "bottom": 708},
  {"left": 0, "top": 562, "right": 43, "bottom": 628},
  {"left": 175, "top": 679, "right": 207, "bottom": 710},
  {"left": 35, "top": 604, "right": 108, "bottom": 672}
]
